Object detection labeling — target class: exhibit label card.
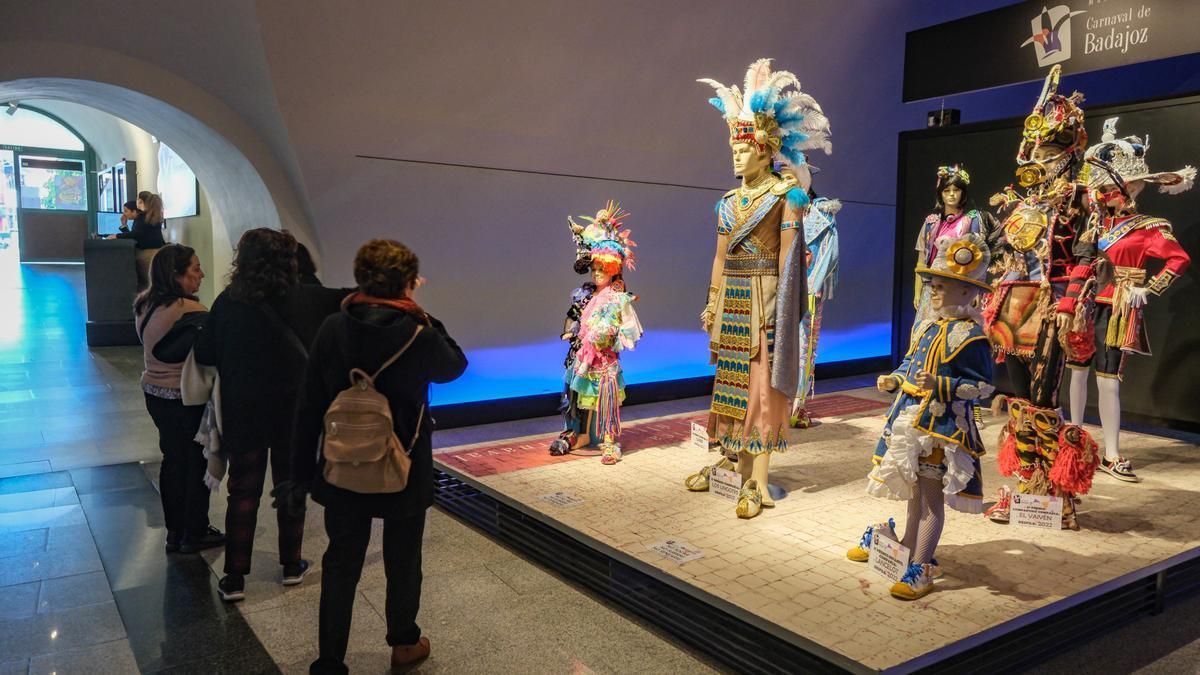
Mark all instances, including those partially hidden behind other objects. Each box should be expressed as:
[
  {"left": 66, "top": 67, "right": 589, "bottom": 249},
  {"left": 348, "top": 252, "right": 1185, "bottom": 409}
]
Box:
[
  {"left": 710, "top": 467, "right": 741, "bottom": 502},
  {"left": 690, "top": 422, "right": 708, "bottom": 450},
  {"left": 649, "top": 539, "right": 705, "bottom": 565},
  {"left": 868, "top": 533, "right": 910, "bottom": 583},
  {"left": 538, "top": 491, "right": 585, "bottom": 509},
  {"left": 1011, "top": 493, "right": 1063, "bottom": 530}
]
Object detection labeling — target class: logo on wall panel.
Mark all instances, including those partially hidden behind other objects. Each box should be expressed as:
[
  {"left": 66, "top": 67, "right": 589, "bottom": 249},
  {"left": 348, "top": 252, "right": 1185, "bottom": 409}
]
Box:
[{"left": 1021, "top": 5, "right": 1087, "bottom": 67}]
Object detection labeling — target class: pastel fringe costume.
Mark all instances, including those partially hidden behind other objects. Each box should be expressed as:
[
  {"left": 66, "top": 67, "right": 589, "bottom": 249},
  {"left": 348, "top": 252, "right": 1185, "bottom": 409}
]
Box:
[
  {"left": 568, "top": 285, "right": 642, "bottom": 447},
  {"left": 792, "top": 198, "right": 840, "bottom": 424}
]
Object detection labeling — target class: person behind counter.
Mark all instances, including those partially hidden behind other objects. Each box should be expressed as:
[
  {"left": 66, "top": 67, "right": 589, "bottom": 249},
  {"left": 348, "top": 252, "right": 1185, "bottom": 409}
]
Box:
[{"left": 109, "top": 193, "right": 167, "bottom": 290}]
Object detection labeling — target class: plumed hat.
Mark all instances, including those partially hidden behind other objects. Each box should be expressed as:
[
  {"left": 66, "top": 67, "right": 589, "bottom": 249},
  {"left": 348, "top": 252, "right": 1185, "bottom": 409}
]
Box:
[
  {"left": 698, "top": 58, "right": 832, "bottom": 170},
  {"left": 1082, "top": 117, "right": 1196, "bottom": 194},
  {"left": 568, "top": 201, "right": 636, "bottom": 277}
]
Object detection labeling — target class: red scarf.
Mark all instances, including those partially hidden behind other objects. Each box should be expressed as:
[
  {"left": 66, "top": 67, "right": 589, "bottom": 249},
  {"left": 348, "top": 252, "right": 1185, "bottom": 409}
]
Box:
[{"left": 343, "top": 291, "right": 429, "bottom": 325}]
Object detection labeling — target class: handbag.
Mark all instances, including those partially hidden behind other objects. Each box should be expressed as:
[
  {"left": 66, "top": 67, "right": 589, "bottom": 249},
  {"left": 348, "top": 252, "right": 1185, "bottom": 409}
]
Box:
[{"left": 152, "top": 311, "right": 209, "bottom": 363}]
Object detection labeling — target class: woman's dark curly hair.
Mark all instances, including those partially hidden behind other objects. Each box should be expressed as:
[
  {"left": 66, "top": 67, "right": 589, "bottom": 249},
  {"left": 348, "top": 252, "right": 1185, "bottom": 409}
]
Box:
[
  {"left": 133, "top": 244, "right": 197, "bottom": 316},
  {"left": 354, "top": 239, "right": 419, "bottom": 298},
  {"left": 227, "top": 228, "right": 298, "bottom": 303}
]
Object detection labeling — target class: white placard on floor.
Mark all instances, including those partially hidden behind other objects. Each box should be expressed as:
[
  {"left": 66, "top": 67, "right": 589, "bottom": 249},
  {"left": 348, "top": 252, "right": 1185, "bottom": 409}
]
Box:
[
  {"left": 649, "top": 539, "right": 705, "bottom": 565},
  {"left": 868, "top": 533, "right": 910, "bottom": 583},
  {"left": 538, "top": 491, "right": 585, "bottom": 508},
  {"left": 690, "top": 422, "right": 709, "bottom": 450},
  {"left": 710, "top": 466, "right": 742, "bottom": 502},
  {"left": 1011, "top": 493, "right": 1063, "bottom": 530}
]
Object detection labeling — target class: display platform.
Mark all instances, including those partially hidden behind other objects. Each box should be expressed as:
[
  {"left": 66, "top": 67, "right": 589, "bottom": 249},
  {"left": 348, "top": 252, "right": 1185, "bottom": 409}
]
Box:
[{"left": 432, "top": 388, "right": 1200, "bottom": 674}]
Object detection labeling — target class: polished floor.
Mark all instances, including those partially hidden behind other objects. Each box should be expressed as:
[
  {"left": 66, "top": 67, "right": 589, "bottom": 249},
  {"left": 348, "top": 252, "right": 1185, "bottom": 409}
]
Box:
[{"left": 1, "top": 261, "right": 1199, "bottom": 674}]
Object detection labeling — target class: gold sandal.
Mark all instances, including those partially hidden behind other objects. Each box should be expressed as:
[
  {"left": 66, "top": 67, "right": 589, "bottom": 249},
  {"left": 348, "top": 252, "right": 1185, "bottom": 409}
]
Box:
[
  {"left": 736, "top": 479, "right": 763, "bottom": 519},
  {"left": 684, "top": 457, "right": 734, "bottom": 492}
]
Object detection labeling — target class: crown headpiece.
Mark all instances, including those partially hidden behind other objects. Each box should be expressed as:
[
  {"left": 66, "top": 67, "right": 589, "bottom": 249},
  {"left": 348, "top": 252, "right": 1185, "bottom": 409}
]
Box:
[
  {"left": 568, "top": 200, "right": 636, "bottom": 276},
  {"left": 1081, "top": 117, "right": 1196, "bottom": 194},
  {"left": 698, "top": 58, "right": 832, "bottom": 169}
]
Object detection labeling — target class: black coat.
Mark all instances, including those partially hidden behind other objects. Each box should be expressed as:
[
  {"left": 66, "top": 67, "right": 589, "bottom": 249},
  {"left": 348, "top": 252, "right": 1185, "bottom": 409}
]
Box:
[
  {"left": 193, "top": 284, "right": 352, "bottom": 432},
  {"left": 115, "top": 215, "right": 166, "bottom": 249},
  {"left": 291, "top": 304, "right": 467, "bottom": 519}
]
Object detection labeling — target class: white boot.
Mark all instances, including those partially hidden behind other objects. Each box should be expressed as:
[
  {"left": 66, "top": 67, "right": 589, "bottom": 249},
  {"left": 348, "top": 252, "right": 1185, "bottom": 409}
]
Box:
[
  {"left": 1096, "top": 377, "right": 1138, "bottom": 482},
  {"left": 1068, "top": 367, "right": 1089, "bottom": 426}
]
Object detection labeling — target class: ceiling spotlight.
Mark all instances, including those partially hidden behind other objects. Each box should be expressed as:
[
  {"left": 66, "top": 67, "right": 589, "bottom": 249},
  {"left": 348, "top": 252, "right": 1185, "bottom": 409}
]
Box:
[{"left": 4, "top": 102, "right": 18, "bottom": 116}]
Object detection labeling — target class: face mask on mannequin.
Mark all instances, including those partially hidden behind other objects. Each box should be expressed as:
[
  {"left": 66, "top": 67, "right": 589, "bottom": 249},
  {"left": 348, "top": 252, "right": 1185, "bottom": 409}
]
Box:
[{"left": 941, "top": 185, "right": 963, "bottom": 213}]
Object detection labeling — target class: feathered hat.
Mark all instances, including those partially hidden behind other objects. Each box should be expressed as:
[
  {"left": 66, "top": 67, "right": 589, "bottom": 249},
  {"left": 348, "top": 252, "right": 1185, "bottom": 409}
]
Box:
[
  {"left": 915, "top": 232, "right": 992, "bottom": 292},
  {"left": 1016, "top": 65, "right": 1087, "bottom": 187},
  {"left": 698, "top": 58, "right": 832, "bottom": 169},
  {"left": 568, "top": 201, "right": 636, "bottom": 277},
  {"left": 1082, "top": 117, "right": 1196, "bottom": 194}
]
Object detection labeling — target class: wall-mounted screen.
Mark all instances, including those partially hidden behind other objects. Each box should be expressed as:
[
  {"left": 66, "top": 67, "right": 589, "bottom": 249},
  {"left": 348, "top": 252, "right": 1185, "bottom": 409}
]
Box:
[
  {"left": 18, "top": 156, "right": 86, "bottom": 211},
  {"left": 157, "top": 143, "right": 197, "bottom": 218}
]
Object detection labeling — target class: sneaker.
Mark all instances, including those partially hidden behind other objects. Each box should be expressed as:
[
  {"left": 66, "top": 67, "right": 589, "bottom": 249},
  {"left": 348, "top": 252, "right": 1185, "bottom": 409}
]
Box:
[
  {"left": 218, "top": 574, "right": 245, "bottom": 602},
  {"left": 985, "top": 485, "right": 1012, "bottom": 524},
  {"left": 549, "top": 432, "right": 575, "bottom": 456},
  {"left": 282, "top": 559, "right": 311, "bottom": 586},
  {"left": 790, "top": 407, "right": 812, "bottom": 429},
  {"left": 890, "top": 562, "right": 935, "bottom": 600},
  {"left": 600, "top": 445, "right": 622, "bottom": 465},
  {"left": 179, "top": 526, "right": 225, "bottom": 554},
  {"left": 847, "top": 518, "right": 896, "bottom": 562},
  {"left": 391, "top": 636, "right": 431, "bottom": 670},
  {"left": 1099, "top": 456, "right": 1139, "bottom": 483},
  {"left": 165, "top": 530, "right": 182, "bottom": 554}
]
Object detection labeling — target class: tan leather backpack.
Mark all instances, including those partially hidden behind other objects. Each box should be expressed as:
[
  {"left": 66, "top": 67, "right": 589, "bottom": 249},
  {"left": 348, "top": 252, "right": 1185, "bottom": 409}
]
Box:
[{"left": 322, "top": 326, "right": 423, "bottom": 494}]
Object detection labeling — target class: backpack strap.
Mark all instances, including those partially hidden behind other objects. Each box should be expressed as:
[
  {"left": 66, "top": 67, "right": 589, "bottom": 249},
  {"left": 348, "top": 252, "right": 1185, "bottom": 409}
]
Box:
[
  {"left": 371, "top": 325, "right": 424, "bottom": 380},
  {"left": 405, "top": 404, "right": 425, "bottom": 455}
]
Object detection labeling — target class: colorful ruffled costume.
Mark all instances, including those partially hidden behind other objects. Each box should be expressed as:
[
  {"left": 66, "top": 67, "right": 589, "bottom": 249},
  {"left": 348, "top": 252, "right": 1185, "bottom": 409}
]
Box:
[{"left": 559, "top": 203, "right": 642, "bottom": 463}]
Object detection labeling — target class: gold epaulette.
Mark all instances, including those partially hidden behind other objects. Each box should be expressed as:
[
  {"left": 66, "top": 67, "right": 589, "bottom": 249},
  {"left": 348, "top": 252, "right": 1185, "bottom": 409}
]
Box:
[{"left": 769, "top": 173, "right": 799, "bottom": 196}]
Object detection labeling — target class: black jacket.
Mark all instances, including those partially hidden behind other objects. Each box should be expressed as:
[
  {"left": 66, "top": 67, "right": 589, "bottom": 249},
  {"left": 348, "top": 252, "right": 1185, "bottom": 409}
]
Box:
[
  {"left": 291, "top": 304, "right": 467, "bottom": 519},
  {"left": 193, "top": 284, "right": 352, "bottom": 431},
  {"left": 115, "top": 215, "right": 166, "bottom": 250}
]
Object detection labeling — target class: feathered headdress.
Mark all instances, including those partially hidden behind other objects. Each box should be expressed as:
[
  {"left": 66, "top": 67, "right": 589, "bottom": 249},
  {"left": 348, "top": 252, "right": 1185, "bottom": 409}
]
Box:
[
  {"left": 568, "top": 200, "right": 636, "bottom": 276},
  {"left": 1082, "top": 117, "right": 1196, "bottom": 195},
  {"left": 698, "top": 58, "right": 832, "bottom": 169}
]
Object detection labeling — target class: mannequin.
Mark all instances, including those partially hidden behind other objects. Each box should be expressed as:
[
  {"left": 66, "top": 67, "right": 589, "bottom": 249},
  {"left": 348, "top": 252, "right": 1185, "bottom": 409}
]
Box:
[
  {"left": 849, "top": 233, "right": 993, "bottom": 600},
  {"left": 789, "top": 192, "right": 841, "bottom": 429},
  {"left": 686, "top": 58, "right": 831, "bottom": 518},
  {"left": 1065, "top": 118, "right": 1194, "bottom": 483},
  {"left": 983, "top": 65, "right": 1098, "bottom": 530},
  {"left": 913, "top": 165, "right": 985, "bottom": 332},
  {"left": 549, "top": 218, "right": 598, "bottom": 456},
  {"left": 559, "top": 203, "right": 642, "bottom": 465}
]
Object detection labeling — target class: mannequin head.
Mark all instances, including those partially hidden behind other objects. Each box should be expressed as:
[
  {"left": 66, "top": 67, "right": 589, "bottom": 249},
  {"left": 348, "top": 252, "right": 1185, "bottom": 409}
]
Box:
[
  {"left": 928, "top": 277, "right": 979, "bottom": 319},
  {"left": 1094, "top": 179, "right": 1142, "bottom": 213},
  {"left": 933, "top": 166, "right": 972, "bottom": 215},
  {"left": 731, "top": 141, "right": 772, "bottom": 182},
  {"left": 591, "top": 263, "right": 614, "bottom": 289}
]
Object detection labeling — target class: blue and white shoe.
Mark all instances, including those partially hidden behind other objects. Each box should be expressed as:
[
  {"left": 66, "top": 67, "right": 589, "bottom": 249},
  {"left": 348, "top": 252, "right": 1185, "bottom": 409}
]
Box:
[
  {"left": 846, "top": 518, "right": 896, "bottom": 562},
  {"left": 890, "top": 562, "right": 935, "bottom": 600}
]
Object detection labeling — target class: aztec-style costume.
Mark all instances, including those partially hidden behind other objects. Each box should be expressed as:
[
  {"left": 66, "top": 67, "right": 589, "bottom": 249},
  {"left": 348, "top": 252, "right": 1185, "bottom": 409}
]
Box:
[
  {"left": 562, "top": 203, "right": 642, "bottom": 465},
  {"left": 687, "top": 58, "right": 831, "bottom": 519},
  {"left": 1065, "top": 117, "right": 1194, "bottom": 482},
  {"left": 790, "top": 197, "right": 840, "bottom": 429},
  {"left": 549, "top": 219, "right": 598, "bottom": 456},
  {"left": 849, "top": 232, "right": 994, "bottom": 601},
  {"left": 983, "top": 65, "right": 1099, "bottom": 529},
  {"left": 913, "top": 166, "right": 986, "bottom": 332}
]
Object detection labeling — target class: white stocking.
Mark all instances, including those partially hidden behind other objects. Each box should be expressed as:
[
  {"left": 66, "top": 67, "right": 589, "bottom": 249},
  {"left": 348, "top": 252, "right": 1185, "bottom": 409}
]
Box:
[
  {"left": 1068, "top": 368, "right": 1089, "bottom": 427},
  {"left": 1097, "top": 377, "right": 1122, "bottom": 461}
]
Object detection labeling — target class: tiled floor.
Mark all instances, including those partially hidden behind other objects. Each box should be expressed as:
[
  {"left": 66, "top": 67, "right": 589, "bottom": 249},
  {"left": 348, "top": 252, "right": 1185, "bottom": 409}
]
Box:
[
  {"left": 433, "top": 388, "right": 1200, "bottom": 671},
  {"left": 2, "top": 261, "right": 1200, "bottom": 673}
]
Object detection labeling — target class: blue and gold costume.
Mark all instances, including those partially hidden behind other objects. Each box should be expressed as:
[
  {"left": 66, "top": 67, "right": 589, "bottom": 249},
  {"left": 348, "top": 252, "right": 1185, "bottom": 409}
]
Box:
[{"left": 868, "top": 316, "right": 994, "bottom": 513}]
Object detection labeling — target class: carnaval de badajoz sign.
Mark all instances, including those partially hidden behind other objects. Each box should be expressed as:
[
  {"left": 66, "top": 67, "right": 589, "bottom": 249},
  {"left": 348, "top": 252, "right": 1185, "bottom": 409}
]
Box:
[{"left": 904, "top": 0, "right": 1200, "bottom": 101}]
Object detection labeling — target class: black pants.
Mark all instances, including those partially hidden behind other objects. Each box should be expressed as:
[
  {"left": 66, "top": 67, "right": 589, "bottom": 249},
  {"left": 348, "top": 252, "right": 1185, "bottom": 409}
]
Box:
[
  {"left": 312, "top": 505, "right": 426, "bottom": 674},
  {"left": 144, "top": 393, "right": 210, "bottom": 537},
  {"left": 223, "top": 412, "right": 305, "bottom": 575}
]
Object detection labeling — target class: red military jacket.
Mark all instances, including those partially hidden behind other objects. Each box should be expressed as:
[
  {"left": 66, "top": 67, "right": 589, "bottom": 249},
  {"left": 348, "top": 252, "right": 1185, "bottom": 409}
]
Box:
[{"left": 1093, "top": 215, "right": 1190, "bottom": 303}]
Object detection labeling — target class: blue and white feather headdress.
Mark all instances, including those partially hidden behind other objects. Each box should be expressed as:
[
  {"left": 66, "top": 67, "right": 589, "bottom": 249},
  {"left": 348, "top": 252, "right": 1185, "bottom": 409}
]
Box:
[{"left": 698, "top": 58, "right": 832, "bottom": 170}]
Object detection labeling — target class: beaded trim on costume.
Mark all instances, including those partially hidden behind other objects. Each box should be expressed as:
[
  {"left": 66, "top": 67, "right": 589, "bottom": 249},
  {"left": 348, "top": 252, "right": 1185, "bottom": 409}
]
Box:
[{"left": 720, "top": 424, "right": 788, "bottom": 456}]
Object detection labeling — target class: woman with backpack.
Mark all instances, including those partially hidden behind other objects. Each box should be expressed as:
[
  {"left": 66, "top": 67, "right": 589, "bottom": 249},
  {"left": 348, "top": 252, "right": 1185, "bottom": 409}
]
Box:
[
  {"left": 135, "top": 244, "right": 223, "bottom": 555},
  {"left": 277, "top": 239, "right": 467, "bottom": 674}
]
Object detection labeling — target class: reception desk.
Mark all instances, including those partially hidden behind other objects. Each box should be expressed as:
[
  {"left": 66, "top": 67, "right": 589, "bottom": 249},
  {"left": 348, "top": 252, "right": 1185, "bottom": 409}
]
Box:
[{"left": 83, "top": 238, "right": 139, "bottom": 346}]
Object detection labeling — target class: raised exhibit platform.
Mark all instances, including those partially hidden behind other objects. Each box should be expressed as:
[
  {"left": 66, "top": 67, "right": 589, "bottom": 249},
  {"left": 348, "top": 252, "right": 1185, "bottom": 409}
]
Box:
[{"left": 432, "top": 388, "right": 1200, "bottom": 674}]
